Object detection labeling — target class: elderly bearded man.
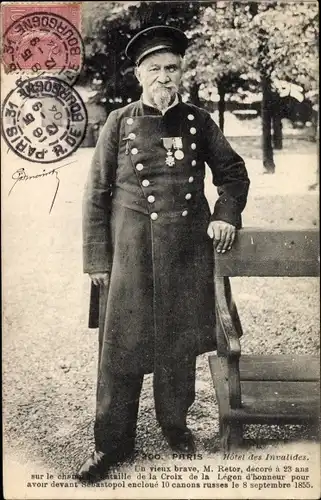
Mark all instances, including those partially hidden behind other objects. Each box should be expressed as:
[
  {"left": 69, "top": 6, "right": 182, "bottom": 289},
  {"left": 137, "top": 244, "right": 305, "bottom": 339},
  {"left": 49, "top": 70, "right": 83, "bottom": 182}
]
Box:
[{"left": 78, "top": 26, "right": 250, "bottom": 483}]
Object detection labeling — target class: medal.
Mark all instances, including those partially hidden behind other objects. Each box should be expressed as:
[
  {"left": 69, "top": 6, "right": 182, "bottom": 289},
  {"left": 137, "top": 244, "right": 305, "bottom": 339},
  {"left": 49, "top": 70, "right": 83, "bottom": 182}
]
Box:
[
  {"left": 162, "top": 137, "right": 185, "bottom": 166},
  {"left": 174, "top": 150, "right": 184, "bottom": 160},
  {"left": 165, "top": 153, "right": 175, "bottom": 167},
  {"left": 173, "top": 137, "right": 184, "bottom": 160},
  {"left": 162, "top": 137, "right": 175, "bottom": 167}
]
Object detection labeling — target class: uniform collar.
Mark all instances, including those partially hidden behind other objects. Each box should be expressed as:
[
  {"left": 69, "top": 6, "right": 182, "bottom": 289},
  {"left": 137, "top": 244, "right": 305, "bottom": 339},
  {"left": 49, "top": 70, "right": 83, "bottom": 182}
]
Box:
[{"left": 140, "top": 93, "right": 180, "bottom": 116}]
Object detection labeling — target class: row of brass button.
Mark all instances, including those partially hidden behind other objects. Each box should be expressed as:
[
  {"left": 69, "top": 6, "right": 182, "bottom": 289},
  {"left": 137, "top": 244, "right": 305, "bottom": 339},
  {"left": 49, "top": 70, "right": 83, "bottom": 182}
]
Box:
[
  {"left": 126, "top": 113, "right": 196, "bottom": 126},
  {"left": 126, "top": 113, "right": 197, "bottom": 220},
  {"left": 150, "top": 210, "right": 188, "bottom": 221}
]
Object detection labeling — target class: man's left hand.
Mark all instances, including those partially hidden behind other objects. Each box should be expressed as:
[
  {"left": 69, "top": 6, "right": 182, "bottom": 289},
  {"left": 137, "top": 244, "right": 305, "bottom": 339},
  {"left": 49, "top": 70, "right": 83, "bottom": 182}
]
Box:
[{"left": 207, "top": 220, "right": 236, "bottom": 253}]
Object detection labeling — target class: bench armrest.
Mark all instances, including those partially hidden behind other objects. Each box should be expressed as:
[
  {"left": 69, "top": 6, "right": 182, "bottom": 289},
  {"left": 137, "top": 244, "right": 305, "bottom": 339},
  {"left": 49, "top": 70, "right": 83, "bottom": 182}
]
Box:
[
  {"left": 215, "top": 276, "right": 242, "bottom": 408},
  {"left": 215, "top": 277, "right": 241, "bottom": 358}
]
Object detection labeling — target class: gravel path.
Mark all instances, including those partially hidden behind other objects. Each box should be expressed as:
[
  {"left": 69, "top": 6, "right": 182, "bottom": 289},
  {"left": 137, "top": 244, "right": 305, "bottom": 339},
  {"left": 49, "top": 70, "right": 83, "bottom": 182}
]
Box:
[{"left": 2, "top": 141, "right": 319, "bottom": 494}]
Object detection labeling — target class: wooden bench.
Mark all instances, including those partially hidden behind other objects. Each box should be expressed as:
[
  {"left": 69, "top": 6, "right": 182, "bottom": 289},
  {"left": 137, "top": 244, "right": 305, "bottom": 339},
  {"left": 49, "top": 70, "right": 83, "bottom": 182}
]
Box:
[{"left": 208, "top": 228, "right": 320, "bottom": 450}]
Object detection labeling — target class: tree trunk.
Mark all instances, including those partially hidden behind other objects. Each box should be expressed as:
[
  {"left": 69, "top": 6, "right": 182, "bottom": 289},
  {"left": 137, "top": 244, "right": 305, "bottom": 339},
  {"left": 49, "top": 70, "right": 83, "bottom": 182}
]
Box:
[
  {"left": 189, "top": 81, "right": 201, "bottom": 107},
  {"left": 217, "top": 82, "right": 226, "bottom": 133},
  {"left": 272, "top": 94, "right": 283, "bottom": 149},
  {"left": 261, "top": 74, "right": 275, "bottom": 173},
  {"left": 310, "top": 108, "right": 318, "bottom": 143},
  {"left": 272, "top": 113, "right": 283, "bottom": 149}
]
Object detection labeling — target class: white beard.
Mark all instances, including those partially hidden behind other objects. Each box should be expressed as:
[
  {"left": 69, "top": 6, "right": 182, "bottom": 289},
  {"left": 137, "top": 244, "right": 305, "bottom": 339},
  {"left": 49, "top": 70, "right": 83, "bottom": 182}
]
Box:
[{"left": 151, "top": 86, "right": 176, "bottom": 111}]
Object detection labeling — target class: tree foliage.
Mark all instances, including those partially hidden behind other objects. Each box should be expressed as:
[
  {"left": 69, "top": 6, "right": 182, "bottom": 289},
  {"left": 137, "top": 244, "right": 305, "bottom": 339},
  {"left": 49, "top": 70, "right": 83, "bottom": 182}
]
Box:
[
  {"left": 184, "top": 1, "right": 318, "bottom": 99},
  {"left": 81, "top": 2, "right": 205, "bottom": 111},
  {"left": 80, "top": 1, "right": 318, "bottom": 167},
  {"left": 183, "top": 1, "right": 318, "bottom": 170},
  {"left": 81, "top": 1, "right": 318, "bottom": 103}
]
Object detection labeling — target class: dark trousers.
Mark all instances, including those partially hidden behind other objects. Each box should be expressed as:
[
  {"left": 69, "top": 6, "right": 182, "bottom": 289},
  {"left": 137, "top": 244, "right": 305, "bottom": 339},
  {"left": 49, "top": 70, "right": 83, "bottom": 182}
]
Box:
[
  {"left": 94, "top": 286, "right": 197, "bottom": 453},
  {"left": 94, "top": 358, "right": 196, "bottom": 453}
]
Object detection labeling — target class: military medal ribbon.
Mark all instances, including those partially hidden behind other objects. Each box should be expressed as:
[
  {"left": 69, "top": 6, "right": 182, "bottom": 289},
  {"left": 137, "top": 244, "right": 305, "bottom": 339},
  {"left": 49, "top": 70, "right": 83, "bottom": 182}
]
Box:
[{"left": 162, "top": 137, "right": 175, "bottom": 167}]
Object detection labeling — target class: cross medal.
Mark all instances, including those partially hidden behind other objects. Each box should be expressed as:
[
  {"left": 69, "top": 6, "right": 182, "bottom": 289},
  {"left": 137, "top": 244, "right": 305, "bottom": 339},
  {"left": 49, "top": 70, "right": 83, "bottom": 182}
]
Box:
[{"left": 162, "top": 137, "right": 184, "bottom": 167}]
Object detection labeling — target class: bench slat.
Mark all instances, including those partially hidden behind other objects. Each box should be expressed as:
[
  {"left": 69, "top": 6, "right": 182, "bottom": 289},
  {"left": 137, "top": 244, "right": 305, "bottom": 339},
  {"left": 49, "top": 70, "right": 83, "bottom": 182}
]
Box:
[
  {"left": 239, "top": 355, "right": 320, "bottom": 381},
  {"left": 215, "top": 228, "right": 320, "bottom": 277},
  {"left": 239, "top": 380, "right": 320, "bottom": 422},
  {"left": 209, "top": 356, "right": 320, "bottom": 424},
  {"left": 241, "top": 380, "right": 320, "bottom": 406},
  {"left": 229, "top": 405, "right": 320, "bottom": 425}
]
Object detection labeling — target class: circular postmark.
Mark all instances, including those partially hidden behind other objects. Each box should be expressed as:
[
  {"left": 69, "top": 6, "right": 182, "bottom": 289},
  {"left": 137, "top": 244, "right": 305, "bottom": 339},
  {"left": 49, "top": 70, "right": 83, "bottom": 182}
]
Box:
[
  {"left": 1, "top": 76, "right": 88, "bottom": 164},
  {"left": 2, "top": 12, "right": 84, "bottom": 85}
]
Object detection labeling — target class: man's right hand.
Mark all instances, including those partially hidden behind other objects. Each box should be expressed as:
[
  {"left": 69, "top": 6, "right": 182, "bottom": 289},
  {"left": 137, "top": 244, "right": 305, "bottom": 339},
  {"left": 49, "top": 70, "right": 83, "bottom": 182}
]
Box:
[{"left": 89, "top": 273, "right": 110, "bottom": 287}]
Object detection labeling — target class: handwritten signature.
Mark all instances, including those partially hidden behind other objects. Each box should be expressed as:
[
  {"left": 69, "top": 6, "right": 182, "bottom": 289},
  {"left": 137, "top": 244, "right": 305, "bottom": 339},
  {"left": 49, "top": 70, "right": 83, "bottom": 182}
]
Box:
[{"left": 9, "top": 161, "right": 76, "bottom": 213}]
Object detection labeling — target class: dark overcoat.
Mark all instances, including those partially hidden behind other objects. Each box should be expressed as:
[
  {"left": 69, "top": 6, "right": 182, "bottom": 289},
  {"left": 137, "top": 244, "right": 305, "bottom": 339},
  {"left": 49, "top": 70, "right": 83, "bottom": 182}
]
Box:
[{"left": 83, "top": 97, "right": 250, "bottom": 375}]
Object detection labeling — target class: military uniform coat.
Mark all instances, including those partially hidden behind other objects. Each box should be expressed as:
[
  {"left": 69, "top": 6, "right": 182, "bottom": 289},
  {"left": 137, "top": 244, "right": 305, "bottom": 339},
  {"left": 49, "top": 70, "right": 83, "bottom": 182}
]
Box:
[{"left": 83, "top": 97, "right": 250, "bottom": 376}]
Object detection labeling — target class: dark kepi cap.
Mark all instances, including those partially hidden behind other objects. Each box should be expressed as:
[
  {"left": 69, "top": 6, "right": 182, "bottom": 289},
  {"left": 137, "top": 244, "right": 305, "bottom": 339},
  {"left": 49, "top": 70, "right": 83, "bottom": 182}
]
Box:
[{"left": 125, "top": 25, "right": 188, "bottom": 65}]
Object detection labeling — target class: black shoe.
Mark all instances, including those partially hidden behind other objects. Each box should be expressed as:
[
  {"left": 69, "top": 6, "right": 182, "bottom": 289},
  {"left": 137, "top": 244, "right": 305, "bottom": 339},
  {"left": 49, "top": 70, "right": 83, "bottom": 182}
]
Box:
[
  {"left": 164, "top": 428, "right": 196, "bottom": 454},
  {"left": 76, "top": 446, "right": 134, "bottom": 483},
  {"left": 76, "top": 451, "right": 111, "bottom": 483}
]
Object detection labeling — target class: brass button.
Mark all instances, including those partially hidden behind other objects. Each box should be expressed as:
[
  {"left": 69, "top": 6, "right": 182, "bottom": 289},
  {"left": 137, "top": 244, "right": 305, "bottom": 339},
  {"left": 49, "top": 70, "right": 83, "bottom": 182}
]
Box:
[
  {"left": 128, "top": 132, "right": 136, "bottom": 140},
  {"left": 191, "top": 160, "right": 196, "bottom": 166},
  {"left": 136, "top": 163, "right": 144, "bottom": 171},
  {"left": 182, "top": 210, "right": 188, "bottom": 217},
  {"left": 150, "top": 212, "right": 158, "bottom": 220},
  {"left": 126, "top": 118, "right": 134, "bottom": 125},
  {"left": 131, "top": 147, "right": 138, "bottom": 155},
  {"left": 142, "top": 179, "right": 150, "bottom": 187},
  {"left": 188, "top": 176, "right": 194, "bottom": 183},
  {"left": 147, "top": 195, "right": 155, "bottom": 203},
  {"left": 190, "top": 127, "right": 197, "bottom": 135},
  {"left": 188, "top": 114, "right": 195, "bottom": 121},
  {"left": 191, "top": 143, "right": 196, "bottom": 150},
  {"left": 185, "top": 193, "right": 192, "bottom": 200}
]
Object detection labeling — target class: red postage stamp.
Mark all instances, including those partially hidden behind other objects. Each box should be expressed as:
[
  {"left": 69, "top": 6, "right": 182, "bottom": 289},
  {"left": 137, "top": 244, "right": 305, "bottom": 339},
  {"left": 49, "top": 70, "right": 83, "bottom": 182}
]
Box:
[{"left": 2, "top": 3, "right": 83, "bottom": 85}]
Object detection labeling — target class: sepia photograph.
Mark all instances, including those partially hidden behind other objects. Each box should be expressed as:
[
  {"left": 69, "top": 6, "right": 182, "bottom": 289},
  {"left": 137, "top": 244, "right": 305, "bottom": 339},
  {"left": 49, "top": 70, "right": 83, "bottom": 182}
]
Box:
[{"left": 1, "top": 1, "right": 320, "bottom": 499}]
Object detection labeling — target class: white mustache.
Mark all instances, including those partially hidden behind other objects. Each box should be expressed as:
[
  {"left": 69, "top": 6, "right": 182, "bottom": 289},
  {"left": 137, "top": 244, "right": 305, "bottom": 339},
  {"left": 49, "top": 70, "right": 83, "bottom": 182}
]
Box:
[{"left": 152, "top": 84, "right": 177, "bottom": 91}]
